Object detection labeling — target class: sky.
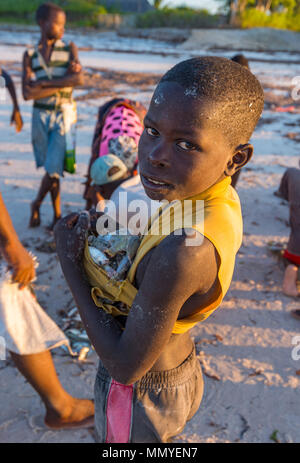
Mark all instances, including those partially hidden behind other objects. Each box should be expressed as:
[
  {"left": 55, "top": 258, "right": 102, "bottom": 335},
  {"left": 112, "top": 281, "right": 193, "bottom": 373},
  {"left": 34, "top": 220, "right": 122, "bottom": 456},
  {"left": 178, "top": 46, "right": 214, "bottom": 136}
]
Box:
[{"left": 163, "top": 0, "right": 222, "bottom": 14}]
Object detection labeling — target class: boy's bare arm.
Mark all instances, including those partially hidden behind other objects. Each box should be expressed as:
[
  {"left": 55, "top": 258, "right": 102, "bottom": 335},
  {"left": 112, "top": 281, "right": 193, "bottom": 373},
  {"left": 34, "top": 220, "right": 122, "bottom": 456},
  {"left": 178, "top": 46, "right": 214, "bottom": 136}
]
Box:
[
  {"left": 22, "top": 51, "right": 62, "bottom": 101},
  {"left": 55, "top": 213, "right": 218, "bottom": 385},
  {"left": 0, "top": 193, "right": 35, "bottom": 287},
  {"left": 1, "top": 69, "right": 23, "bottom": 132},
  {"left": 1, "top": 69, "right": 19, "bottom": 110}
]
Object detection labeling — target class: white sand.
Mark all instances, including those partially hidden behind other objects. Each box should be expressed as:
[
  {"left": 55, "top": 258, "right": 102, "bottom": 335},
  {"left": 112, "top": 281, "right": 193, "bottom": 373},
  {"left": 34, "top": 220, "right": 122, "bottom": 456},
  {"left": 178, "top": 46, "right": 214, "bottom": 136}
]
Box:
[{"left": 0, "top": 29, "right": 300, "bottom": 443}]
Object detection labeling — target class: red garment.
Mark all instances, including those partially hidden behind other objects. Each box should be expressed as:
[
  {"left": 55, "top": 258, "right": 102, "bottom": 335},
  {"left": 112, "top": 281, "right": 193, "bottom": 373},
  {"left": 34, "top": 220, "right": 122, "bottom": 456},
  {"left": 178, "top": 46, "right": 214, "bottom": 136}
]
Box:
[
  {"left": 283, "top": 249, "right": 300, "bottom": 266},
  {"left": 105, "top": 379, "right": 133, "bottom": 443}
]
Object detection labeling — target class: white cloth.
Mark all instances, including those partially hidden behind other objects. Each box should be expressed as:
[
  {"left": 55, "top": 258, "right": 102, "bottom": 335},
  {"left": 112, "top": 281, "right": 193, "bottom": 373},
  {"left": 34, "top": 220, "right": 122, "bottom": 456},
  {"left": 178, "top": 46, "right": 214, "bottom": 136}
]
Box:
[{"left": 0, "top": 263, "right": 70, "bottom": 355}]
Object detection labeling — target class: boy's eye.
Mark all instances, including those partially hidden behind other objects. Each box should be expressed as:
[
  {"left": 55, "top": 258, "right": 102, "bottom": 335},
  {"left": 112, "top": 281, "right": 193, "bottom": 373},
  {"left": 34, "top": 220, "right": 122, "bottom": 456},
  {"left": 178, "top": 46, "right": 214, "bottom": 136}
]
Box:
[
  {"left": 146, "top": 127, "right": 159, "bottom": 137},
  {"left": 177, "top": 141, "right": 197, "bottom": 151}
]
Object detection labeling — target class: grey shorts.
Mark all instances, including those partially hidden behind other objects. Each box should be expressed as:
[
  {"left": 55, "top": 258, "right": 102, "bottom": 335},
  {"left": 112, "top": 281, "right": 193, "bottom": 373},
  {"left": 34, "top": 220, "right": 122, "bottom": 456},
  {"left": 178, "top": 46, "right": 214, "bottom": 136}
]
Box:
[
  {"left": 31, "top": 107, "right": 66, "bottom": 177},
  {"left": 94, "top": 346, "right": 204, "bottom": 443}
]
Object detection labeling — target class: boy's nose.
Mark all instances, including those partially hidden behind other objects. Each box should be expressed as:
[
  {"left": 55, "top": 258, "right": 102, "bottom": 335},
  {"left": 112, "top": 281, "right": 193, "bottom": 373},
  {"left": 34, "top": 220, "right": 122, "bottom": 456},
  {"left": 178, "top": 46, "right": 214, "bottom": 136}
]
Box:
[{"left": 148, "top": 144, "right": 171, "bottom": 168}]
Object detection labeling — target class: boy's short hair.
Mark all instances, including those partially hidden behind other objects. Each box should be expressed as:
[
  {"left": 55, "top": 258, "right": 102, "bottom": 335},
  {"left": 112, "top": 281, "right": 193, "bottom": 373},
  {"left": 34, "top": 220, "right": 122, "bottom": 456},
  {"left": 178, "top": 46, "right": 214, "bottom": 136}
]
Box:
[
  {"left": 36, "top": 2, "right": 64, "bottom": 23},
  {"left": 159, "top": 56, "right": 264, "bottom": 149},
  {"left": 231, "top": 54, "right": 249, "bottom": 69}
]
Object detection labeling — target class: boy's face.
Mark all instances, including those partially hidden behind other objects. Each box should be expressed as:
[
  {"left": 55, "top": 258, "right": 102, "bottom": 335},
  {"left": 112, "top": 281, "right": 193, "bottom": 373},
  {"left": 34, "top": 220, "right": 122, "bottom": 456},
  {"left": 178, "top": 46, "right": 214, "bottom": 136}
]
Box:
[
  {"left": 138, "top": 82, "right": 237, "bottom": 202},
  {"left": 41, "top": 10, "right": 66, "bottom": 40}
]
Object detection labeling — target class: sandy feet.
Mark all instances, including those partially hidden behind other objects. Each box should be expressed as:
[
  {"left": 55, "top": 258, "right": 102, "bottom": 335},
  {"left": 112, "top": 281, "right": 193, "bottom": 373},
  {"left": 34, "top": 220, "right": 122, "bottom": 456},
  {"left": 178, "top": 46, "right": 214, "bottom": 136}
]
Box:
[
  {"left": 44, "top": 397, "right": 94, "bottom": 430},
  {"left": 282, "top": 264, "right": 300, "bottom": 297}
]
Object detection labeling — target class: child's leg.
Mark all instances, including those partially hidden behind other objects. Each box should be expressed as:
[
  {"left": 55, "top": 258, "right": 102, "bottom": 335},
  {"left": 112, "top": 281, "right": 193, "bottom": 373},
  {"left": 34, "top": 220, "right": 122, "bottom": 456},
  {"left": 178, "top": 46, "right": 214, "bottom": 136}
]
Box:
[
  {"left": 282, "top": 264, "right": 299, "bottom": 297},
  {"left": 279, "top": 168, "right": 300, "bottom": 296},
  {"left": 29, "top": 173, "right": 54, "bottom": 227},
  {"left": 10, "top": 350, "right": 94, "bottom": 429},
  {"left": 94, "top": 346, "right": 203, "bottom": 443},
  {"left": 30, "top": 108, "right": 51, "bottom": 227},
  {"left": 44, "top": 111, "right": 66, "bottom": 228},
  {"left": 48, "top": 175, "right": 62, "bottom": 231}
]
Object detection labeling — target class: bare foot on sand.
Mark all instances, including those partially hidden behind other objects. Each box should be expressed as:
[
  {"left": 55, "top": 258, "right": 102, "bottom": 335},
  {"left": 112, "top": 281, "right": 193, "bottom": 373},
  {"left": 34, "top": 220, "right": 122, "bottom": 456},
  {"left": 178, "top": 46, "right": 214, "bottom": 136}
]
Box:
[
  {"left": 29, "top": 201, "right": 41, "bottom": 228},
  {"left": 44, "top": 398, "right": 94, "bottom": 430},
  {"left": 282, "top": 264, "right": 299, "bottom": 297}
]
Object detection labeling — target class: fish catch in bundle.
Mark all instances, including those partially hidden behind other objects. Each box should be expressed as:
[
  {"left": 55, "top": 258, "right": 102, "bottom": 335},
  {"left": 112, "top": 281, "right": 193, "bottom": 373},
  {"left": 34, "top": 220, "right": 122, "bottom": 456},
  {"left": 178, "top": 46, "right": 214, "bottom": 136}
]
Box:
[
  {"left": 88, "top": 246, "right": 109, "bottom": 266},
  {"left": 102, "top": 298, "right": 129, "bottom": 314},
  {"left": 88, "top": 233, "right": 141, "bottom": 261},
  {"left": 88, "top": 232, "right": 141, "bottom": 281}
]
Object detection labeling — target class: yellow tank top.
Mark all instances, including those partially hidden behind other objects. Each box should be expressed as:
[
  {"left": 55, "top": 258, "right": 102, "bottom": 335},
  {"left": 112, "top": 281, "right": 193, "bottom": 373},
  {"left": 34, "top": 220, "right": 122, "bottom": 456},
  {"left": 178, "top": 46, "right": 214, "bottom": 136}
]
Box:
[{"left": 83, "top": 177, "right": 243, "bottom": 334}]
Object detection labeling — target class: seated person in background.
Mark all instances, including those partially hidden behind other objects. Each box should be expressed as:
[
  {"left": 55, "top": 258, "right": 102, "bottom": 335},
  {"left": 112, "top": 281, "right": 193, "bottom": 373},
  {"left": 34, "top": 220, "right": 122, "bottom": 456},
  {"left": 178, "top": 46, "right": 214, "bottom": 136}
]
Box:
[
  {"left": 230, "top": 54, "right": 250, "bottom": 189},
  {"left": 83, "top": 98, "right": 146, "bottom": 209},
  {"left": 275, "top": 165, "right": 300, "bottom": 307}
]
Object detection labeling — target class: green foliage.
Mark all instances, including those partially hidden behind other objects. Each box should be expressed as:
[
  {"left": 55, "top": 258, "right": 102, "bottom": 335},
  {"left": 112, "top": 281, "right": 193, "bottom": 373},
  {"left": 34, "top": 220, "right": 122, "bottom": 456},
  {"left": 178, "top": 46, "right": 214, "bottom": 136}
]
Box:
[
  {"left": 0, "top": 0, "right": 41, "bottom": 14},
  {"left": 136, "top": 8, "right": 218, "bottom": 28},
  {"left": 241, "top": 7, "right": 300, "bottom": 30},
  {"left": 151, "top": 0, "right": 165, "bottom": 9},
  {"left": 0, "top": 0, "right": 108, "bottom": 25}
]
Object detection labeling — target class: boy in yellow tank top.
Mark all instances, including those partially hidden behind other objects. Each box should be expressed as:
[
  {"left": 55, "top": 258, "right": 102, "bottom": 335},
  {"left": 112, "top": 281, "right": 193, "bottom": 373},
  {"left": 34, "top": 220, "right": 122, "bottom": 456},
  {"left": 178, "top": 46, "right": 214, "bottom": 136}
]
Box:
[
  {"left": 22, "top": 2, "right": 83, "bottom": 230},
  {"left": 54, "top": 57, "right": 264, "bottom": 443}
]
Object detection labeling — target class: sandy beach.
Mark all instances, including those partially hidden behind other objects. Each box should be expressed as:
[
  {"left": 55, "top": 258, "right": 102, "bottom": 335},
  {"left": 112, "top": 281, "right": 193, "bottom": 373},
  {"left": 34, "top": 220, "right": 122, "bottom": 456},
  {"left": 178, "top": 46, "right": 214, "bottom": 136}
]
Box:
[{"left": 0, "top": 27, "right": 300, "bottom": 443}]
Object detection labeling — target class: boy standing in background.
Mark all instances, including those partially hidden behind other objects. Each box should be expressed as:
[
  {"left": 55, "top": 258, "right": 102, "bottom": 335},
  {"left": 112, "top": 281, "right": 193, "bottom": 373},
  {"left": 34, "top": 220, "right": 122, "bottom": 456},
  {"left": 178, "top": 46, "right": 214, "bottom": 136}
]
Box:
[{"left": 22, "top": 2, "right": 83, "bottom": 230}]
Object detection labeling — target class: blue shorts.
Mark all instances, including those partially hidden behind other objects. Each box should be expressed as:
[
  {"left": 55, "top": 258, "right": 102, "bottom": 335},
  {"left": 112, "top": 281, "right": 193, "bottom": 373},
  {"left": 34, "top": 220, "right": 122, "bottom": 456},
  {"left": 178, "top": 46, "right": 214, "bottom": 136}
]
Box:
[{"left": 31, "top": 107, "right": 66, "bottom": 177}]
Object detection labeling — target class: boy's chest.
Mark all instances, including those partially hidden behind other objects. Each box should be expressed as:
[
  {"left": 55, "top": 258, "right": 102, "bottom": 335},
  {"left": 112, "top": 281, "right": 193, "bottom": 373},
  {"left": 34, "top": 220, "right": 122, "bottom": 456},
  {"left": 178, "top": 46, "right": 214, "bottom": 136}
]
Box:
[{"left": 38, "top": 45, "right": 54, "bottom": 65}]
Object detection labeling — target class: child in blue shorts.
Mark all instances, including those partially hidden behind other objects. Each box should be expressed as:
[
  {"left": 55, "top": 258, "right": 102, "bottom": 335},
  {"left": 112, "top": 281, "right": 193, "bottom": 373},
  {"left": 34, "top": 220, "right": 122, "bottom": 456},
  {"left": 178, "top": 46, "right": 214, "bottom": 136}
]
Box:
[{"left": 22, "top": 2, "right": 83, "bottom": 230}]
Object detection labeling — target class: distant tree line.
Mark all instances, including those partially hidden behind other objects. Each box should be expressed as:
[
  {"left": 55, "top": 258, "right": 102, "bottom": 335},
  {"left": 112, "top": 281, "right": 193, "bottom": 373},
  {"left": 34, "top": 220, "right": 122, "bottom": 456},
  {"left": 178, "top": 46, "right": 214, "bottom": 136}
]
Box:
[{"left": 219, "top": 0, "right": 300, "bottom": 25}]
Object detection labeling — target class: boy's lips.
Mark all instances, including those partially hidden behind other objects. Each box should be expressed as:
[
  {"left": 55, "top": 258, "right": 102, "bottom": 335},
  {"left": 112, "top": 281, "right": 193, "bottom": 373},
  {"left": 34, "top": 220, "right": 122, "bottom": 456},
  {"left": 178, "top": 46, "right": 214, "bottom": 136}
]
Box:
[{"left": 141, "top": 174, "right": 173, "bottom": 191}]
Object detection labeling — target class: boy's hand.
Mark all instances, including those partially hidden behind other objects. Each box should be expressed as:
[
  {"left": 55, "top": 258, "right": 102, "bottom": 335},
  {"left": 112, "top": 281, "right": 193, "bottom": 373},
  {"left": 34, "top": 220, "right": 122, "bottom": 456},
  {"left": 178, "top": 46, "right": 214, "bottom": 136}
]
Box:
[
  {"left": 10, "top": 108, "right": 23, "bottom": 133},
  {"left": 68, "top": 60, "right": 82, "bottom": 74},
  {"left": 3, "top": 242, "right": 36, "bottom": 289},
  {"left": 29, "top": 80, "right": 43, "bottom": 89},
  {"left": 54, "top": 212, "right": 90, "bottom": 268}
]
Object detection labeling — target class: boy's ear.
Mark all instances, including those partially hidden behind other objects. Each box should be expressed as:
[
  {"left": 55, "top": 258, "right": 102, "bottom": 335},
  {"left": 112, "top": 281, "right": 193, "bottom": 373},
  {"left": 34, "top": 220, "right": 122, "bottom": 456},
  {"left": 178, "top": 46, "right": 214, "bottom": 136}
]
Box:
[{"left": 224, "top": 143, "right": 253, "bottom": 176}]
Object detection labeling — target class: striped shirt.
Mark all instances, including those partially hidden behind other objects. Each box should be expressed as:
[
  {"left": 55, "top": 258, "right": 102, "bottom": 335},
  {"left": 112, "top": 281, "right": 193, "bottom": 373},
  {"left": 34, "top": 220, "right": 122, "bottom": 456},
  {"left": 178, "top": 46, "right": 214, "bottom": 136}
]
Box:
[{"left": 28, "top": 39, "right": 73, "bottom": 110}]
